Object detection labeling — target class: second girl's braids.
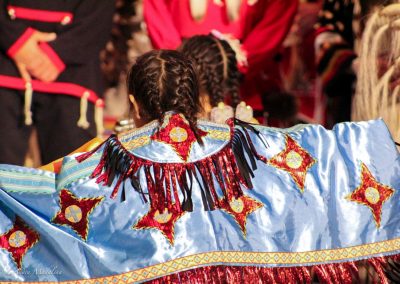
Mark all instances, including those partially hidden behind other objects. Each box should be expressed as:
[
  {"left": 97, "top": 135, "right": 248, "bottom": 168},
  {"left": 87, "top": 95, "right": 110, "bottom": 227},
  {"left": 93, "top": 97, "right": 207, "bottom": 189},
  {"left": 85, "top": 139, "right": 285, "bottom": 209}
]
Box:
[
  {"left": 127, "top": 50, "right": 204, "bottom": 143},
  {"left": 180, "top": 35, "right": 241, "bottom": 107}
]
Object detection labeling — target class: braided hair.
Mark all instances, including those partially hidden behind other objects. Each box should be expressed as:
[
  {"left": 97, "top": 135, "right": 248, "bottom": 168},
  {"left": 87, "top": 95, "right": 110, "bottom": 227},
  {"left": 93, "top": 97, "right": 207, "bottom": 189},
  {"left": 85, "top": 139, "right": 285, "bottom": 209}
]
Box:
[
  {"left": 180, "top": 35, "right": 241, "bottom": 108},
  {"left": 127, "top": 50, "right": 204, "bottom": 143}
]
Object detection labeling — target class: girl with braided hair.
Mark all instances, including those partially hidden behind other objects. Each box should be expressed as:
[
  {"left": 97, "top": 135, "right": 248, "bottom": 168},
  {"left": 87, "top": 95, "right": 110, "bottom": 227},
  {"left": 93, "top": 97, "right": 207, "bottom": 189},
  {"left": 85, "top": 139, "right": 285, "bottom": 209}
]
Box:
[
  {"left": 127, "top": 49, "right": 204, "bottom": 143},
  {"left": 181, "top": 34, "right": 255, "bottom": 124},
  {"left": 143, "top": 0, "right": 299, "bottom": 115},
  {"left": 0, "top": 49, "right": 400, "bottom": 283}
]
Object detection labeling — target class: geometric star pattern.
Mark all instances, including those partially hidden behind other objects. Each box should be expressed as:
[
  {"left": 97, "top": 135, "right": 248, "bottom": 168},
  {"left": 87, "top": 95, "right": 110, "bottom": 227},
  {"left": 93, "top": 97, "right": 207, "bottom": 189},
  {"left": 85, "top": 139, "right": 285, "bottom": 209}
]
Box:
[
  {"left": 52, "top": 189, "right": 104, "bottom": 241},
  {"left": 133, "top": 205, "right": 185, "bottom": 245},
  {"left": 347, "top": 162, "right": 395, "bottom": 228},
  {"left": 151, "top": 114, "right": 208, "bottom": 161},
  {"left": 268, "top": 135, "right": 316, "bottom": 193},
  {"left": 0, "top": 216, "right": 40, "bottom": 270},
  {"left": 219, "top": 195, "right": 263, "bottom": 237}
]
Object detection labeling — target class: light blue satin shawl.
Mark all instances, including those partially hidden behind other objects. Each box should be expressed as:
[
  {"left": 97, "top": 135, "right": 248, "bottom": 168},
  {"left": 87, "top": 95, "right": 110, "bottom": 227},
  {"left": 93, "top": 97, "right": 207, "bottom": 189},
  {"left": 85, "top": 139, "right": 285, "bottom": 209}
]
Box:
[{"left": 0, "top": 119, "right": 399, "bottom": 282}]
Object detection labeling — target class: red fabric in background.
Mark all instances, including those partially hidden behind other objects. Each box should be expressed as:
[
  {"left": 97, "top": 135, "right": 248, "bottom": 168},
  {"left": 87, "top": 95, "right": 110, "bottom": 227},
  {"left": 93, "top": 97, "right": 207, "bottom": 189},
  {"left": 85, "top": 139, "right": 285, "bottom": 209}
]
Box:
[{"left": 144, "top": 0, "right": 299, "bottom": 111}]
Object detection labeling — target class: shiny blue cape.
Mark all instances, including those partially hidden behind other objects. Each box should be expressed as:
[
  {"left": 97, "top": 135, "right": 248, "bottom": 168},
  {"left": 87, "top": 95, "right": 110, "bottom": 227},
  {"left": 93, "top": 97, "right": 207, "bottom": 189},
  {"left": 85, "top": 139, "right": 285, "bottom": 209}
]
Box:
[{"left": 0, "top": 119, "right": 399, "bottom": 282}]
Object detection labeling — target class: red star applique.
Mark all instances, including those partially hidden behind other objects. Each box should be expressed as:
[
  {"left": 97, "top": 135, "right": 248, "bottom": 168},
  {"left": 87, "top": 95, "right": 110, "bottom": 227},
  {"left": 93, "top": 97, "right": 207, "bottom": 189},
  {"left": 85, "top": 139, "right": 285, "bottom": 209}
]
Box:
[
  {"left": 268, "top": 135, "right": 316, "bottom": 193},
  {"left": 220, "top": 195, "right": 263, "bottom": 236},
  {"left": 52, "top": 190, "right": 103, "bottom": 240},
  {"left": 133, "top": 206, "right": 185, "bottom": 245},
  {"left": 151, "top": 114, "right": 208, "bottom": 161},
  {"left": 0, "top": 216, "right": 39, "bottom": 270},
  {"left": 347, "top": 163, "right": 395, "bottom": 228}
]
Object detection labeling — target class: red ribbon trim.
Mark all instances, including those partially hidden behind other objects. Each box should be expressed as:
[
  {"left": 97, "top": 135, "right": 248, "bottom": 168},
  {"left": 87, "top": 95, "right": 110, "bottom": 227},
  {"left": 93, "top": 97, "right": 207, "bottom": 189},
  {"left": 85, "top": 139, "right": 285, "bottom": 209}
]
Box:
[
  {"left": 0, "top": 75, "right": 103, "bottom": 106},
  {"left": 7, "top": 27, "right": 36, "bottom": 58},
  {"left": 39, "top": 43, "right": 66, "bottom": 73},
  {"left": 7, "top": 6, "right": 73, "bottom": 24}
]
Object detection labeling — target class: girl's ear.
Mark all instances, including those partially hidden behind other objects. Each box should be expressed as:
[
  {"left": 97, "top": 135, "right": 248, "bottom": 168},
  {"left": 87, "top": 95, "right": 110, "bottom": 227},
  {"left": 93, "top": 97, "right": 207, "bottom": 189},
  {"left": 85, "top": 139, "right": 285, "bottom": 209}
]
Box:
[
  {"left": 129, "top": 94, "right": 150, "bottom": 128},
  {"left": 129, "top": 94, "right": 141, "bottom": 121}
]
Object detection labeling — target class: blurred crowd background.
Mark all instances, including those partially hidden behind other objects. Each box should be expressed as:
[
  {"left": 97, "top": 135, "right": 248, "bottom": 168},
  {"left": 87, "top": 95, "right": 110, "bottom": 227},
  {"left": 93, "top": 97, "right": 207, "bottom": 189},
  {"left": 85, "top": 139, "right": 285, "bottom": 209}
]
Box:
[{"left": 2, "top": 0, "right": 397, "bottom": 166}]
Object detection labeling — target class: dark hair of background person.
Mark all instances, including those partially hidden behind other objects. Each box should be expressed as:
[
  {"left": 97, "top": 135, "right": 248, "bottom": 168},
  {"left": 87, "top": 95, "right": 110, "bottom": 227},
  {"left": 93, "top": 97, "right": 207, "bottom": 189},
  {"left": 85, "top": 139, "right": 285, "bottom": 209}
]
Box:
[
  {"left": 180, "top": 35, "right": 241, "bottom": 108},
  {"left": 127, "top": 50, "right": 204, "bottom": 143}
]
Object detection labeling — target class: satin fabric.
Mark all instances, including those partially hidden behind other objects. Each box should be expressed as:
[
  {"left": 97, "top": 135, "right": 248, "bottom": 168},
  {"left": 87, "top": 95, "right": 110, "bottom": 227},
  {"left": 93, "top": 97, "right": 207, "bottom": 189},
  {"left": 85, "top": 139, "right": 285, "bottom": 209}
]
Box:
[{"left": 0, "top": 119, "right": 399, "bottom": 281}]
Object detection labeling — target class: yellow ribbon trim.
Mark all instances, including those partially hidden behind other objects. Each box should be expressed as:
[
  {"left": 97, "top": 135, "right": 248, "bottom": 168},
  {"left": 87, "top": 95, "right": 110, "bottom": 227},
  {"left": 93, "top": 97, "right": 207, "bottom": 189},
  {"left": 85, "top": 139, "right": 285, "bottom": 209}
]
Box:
[{"left": 11, "top": 237, "right": 400, "bottom": 283}]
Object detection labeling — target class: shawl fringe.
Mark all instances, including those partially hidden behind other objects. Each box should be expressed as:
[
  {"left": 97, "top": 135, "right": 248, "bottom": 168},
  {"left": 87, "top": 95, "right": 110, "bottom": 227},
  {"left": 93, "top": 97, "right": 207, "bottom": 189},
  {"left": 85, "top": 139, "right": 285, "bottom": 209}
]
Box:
[
  {"left": 76, "top": 120, "right": 268, "bottom": 211},
  {"left": 146, "top": 254, "right": 400, "bottom": 284}
]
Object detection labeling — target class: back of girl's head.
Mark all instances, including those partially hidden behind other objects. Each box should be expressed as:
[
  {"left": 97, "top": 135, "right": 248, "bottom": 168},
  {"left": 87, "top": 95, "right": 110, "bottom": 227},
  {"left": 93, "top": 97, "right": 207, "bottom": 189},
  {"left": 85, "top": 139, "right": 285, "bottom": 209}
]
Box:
[
  {"left": 127, "top": 49, "right": 203, "bottom": 142},
  {"left": 180, "top": 35, "right": 241, "bottom": 107}
]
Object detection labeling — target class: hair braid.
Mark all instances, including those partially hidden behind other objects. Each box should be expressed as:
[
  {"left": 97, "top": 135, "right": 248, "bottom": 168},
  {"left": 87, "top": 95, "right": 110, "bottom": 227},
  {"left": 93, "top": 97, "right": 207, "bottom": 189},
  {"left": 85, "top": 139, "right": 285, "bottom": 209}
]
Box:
[
  {"left": 181, "top": 35, "right": 241, "bottom": 108},
  {"left": 127, "top": 50, "right": 204, "bottom": 144},
  {"left": 220, "top": 39, "right": 241, "bottom": 106}
]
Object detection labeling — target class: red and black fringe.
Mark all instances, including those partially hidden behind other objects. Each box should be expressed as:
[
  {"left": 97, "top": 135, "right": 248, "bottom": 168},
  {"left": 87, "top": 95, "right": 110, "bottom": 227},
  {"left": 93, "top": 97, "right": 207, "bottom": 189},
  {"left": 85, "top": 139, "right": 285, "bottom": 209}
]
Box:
[
  {"left": 146, "top": 254, "right": 400, "bottom": 284},
  {"left": 76, "top": 120, "right": 267, "bottom": 211}
]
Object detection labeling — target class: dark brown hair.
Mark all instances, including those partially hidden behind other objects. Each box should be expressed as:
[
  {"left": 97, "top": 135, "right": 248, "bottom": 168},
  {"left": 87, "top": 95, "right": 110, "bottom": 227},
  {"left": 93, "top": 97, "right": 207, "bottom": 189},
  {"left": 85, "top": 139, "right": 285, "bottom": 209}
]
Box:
[
  {"left": 180, "top": 35, "right": 241, "bottom": 107},
  {"left": 127, "top": 49, "right": 203, "bottom": 143}
]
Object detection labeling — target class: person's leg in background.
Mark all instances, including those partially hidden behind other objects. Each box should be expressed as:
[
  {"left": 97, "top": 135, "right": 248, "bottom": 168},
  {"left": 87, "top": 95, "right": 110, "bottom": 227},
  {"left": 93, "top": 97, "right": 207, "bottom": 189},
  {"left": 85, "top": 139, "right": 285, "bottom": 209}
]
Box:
[
  {"left": 34, "top": 93, "right": 96, "bottom": 165},
  {"left": 0, "top": 88, "right": 32, "bottom": 165}
]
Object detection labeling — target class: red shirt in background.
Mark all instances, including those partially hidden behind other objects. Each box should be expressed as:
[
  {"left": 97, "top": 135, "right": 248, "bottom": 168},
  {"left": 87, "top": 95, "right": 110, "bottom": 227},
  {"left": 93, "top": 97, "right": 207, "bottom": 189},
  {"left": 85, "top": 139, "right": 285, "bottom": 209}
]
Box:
[{"left": 144, "top": 0, "right": 299, "bottom": 112}]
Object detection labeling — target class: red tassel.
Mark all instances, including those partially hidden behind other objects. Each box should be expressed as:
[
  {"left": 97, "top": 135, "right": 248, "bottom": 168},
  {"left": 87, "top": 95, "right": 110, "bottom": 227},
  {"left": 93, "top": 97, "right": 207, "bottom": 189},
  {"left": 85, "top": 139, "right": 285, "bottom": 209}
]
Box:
[
  {"left": 294, "top": 266, "right": 312, "bottom": 284},
  {"left": 205, "top": 161, "right": 221, "bottom": 208},
  {"left": 273, "top": 268, "right": 283, "bottom": 283},
  {"left": 227, "top": 118, "right": 235, "bottom": 136},
  {"left": 225, "top": 266, "right": 241, "bottom": 283},
  {"left": 164, "top": 166, "right": 172, "bottom": 206},
  {"left": 149, "top": 259, "right": 388, "bottom": 284},
  {"left": 143, "top": 256, "right": 399, "bottom": 284},
  {"left": 286, "top": 267, "right": 299, "bottom": 284},
  {"left": 75, "top": 135, "right": 111, "bottom": 163},
  {"left": 175, "top": 167, "right": 186, "bottom": 199},
  {"left": 102, "top": 167, "right": 111, "bottom": 186},
  {"left": 240, "top": 124, "right": 268, "bottom": 164},
  {"left": 110, "top": 174, "right": 125, "bottom": 199},
  {"left": 214, "top": 266, "right": 227, "bottom": 283},
  {"left": 91, "top": 158, "right": 106, "bottom": 179},
  {"left": 80, "top": 128, "right": 261, "bottom": 213},
  {"left": 95, "top": 173, "right": 108, "bottom": 185},
  {"left": 227, "top": 148, "right": 249, "bottom": 189},
  {"left": 217, "top": 153, "right": 234, "bottom": 201},
  {"left": 259, "top": 267, "right": 276, "bottom": 283},
  {"left": 207, "top": 158, "right": 226, "bottom": 196},
  {"left": 90, "top": 144, "right": 109, "bottom": 179},
  {"left": 153, "top": 164, "right": 166, "bottom": 211},
  {"left": 314, "top": 265, "right": 333, "bottom": 284},
  {"left": 327, "top": 264, "right": 341, "bottom": 283},
  {"left": 171, "top": 168, "right": 181, "bottom": 209},
  {"left": 368, "top": 257, "right": 390, "bottom": 284},
  {"left": 145, "top": 166, "right": 156, "bottom": 208},
  {"left": 75, "top": 145, "right": 102, "bottom": 163},
  {"left": 276, "top": 267, "right": 296, "bottom": 283},
  {"left": 336, "top": 262, "right": 357, "bottom": 283},
  {"left": 221, "top": 150, "right": 242, "bottom": 198},
  {"left": 197, "top": 159, "right": 219, "bottom": 208}
]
